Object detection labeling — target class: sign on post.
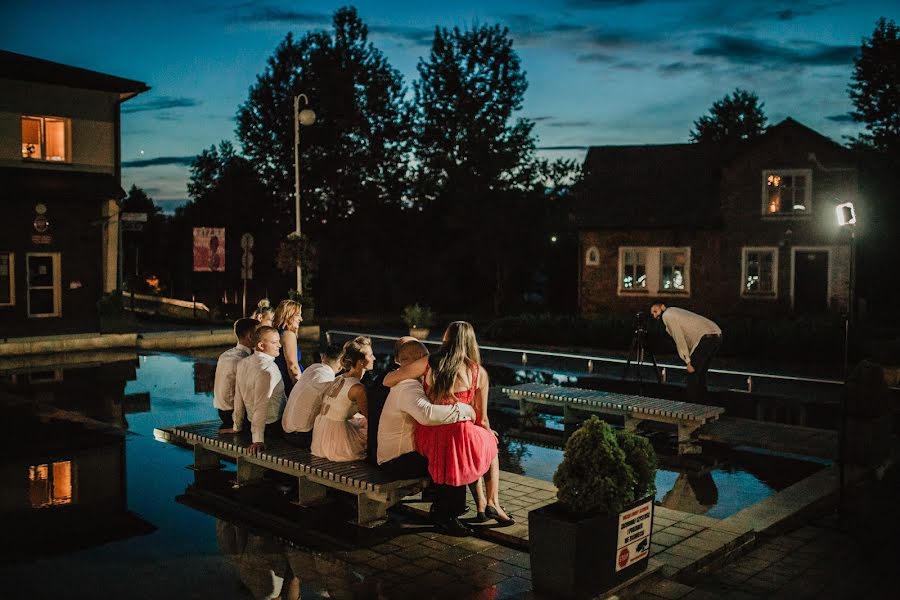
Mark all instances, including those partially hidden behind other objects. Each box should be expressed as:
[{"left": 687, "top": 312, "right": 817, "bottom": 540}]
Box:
[
  {"left": 193, "top": 227, "right": 225, "bottom": 272},
  {"left": 240, "top": 233, "right": 254, "bottom": 317},
  {"left": 615, "top": 499, "right": 653, "bottom": 572}
]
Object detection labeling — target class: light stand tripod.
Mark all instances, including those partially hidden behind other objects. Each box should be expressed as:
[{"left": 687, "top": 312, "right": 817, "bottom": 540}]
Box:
[{"left": 623, "top": 312, "right": 661, "bottom": 385}]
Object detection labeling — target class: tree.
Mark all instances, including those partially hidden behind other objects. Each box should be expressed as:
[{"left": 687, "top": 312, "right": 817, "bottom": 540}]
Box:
[
  {"left": 121, "top": 185, "right": 171, "bottom": 294},
  {"left": 849, "top": 18, "right": 900, "bottom": 155},
  {"left": 690, "top": 88, "right": 768, "bottom": 144},
  {"left": 235, "top": 6, "right": 408, "bottom": 235}
]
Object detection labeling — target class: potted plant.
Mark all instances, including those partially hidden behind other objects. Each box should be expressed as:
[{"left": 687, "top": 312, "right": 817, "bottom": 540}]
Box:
[
  {"left": 401, "top": 304, "right": 433, "bottom": 340},
  {"left": 530, "top": 416, "right": 657, "bottom": 599}
]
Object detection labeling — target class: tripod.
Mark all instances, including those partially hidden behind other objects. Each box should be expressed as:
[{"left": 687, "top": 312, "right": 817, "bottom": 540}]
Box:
[{"left": 623, "top": 324, "right": 661, "bottom": 384}]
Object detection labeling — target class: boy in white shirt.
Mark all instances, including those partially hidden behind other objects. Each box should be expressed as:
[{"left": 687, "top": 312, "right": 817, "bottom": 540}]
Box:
[
  {"left": 233, "top": 325, "right": 286, "bottom": 454},
  {"left": 213, "top": 318, "right": 259, "bottom": 432},
  {"left": 282, "top": 342, "right": 344, "bottom": 448}
]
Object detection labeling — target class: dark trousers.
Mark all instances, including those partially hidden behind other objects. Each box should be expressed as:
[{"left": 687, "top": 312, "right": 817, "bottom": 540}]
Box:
[
  {"left": 687, "top": 335, "right": 721, "bottom": 403},
  {"left": 264, "top": 421, "right": 284, "bottom": 442},
  {"left": 283, "top": 430, "right": 312, "bottom": 449},
  {"left": 432, "top": 483, "right": 466, "bottom": 521},
  {"left": 218, "top": 409, "right": 233, "bottom": 429},
  {"left": 380, "top": 451, "right": 429, "bottom": 481}
]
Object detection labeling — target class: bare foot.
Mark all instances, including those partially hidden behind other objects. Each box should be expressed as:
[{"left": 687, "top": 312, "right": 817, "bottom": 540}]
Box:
[{"left": 218, "top": 428, "right": 236, "bottom": 434}]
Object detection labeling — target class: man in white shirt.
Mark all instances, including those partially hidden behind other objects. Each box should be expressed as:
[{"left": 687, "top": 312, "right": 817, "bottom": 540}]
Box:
[
  {"left": 213, "top": 318, "right": 259, "bottom": 432},
  {"left": 650, "top": 302, "right": 722, "bottom": 402},
  {"left": 234, "top": 326, "right": 287, "bottom": 454},
  {"left": 281, "top": 342, "right": 344, "bottom": 448},
  {"left": 378, "top": 337, "right": 475, "bottom": 480}
]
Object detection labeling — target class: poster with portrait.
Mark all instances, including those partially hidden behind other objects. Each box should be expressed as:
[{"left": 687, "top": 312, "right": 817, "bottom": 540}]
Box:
[{"left": 193, "top": 227, "right": 225, "bottom": 272}]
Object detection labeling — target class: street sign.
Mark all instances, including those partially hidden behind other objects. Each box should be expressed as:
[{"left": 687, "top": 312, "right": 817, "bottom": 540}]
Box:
[
  {"left": 122, "top": 222, "right": 144, "bottom": 232},
  {"left": 241, "top": 233, "right": 255, "bottom": 250},
  {"left": 121, "top": 212, "right": 148, "bottom": 223}
]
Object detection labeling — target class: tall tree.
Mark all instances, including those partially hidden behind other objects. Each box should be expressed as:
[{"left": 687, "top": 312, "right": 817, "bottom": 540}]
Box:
[
  {"left": 849, "top": 18, "right": 900, "bottom": 155},
  {"left": 690, "top": 88, "right": 768, "bottom": 144},
  {"left": 236, "top": 6, "right": 408, "bottom": 234}
]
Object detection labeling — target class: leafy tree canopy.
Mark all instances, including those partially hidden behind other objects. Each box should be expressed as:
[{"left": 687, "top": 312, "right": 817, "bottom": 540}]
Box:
[
  {"left": 849, "top": 17, "right": 900, "bottom": 154},
  {"left": 690, "top": 88, "right": 768, "bottom": 144}
]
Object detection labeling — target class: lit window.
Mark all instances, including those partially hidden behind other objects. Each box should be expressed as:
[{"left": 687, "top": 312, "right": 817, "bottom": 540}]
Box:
[
  {"left": 660, "top": 250, "right": 687, "bottom": 291},
  {"left": 763, "top": 170, "right": 811, "bottom": 215},
  {"left": 622, "top": 250, "right": 647, "bottom": 290},
  {"left": 585, "top": 246, "right": 600, "bottom": 267},
  {"left": 29, "top": 461, "right": 74, "bottom": 508},
  {"left": 27, "top": 253, "right": 61, "bottom": 317},
  {"left": 742, "top": 247, "right": 778, "bottom": 297},
  {"left": 21, "top": 116, "right": 69, "bottom": 162},
  {"left": 0, "top": 252, "right": 13, "bottom": 306}
]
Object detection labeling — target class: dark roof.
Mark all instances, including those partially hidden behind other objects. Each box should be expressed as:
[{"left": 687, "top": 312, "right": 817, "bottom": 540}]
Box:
[
  {"left": 0, "top": 166, "right": 125, "bottom": 201},
  {"left": 0, "top": 50, "right": 149, "bottom": 100},
  {"left": 574, "top": 143, "right": 723, "bottom": 230}
]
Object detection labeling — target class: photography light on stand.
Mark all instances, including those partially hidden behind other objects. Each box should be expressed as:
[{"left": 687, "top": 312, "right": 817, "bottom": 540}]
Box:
[{"left": 835, "top": 200, "right": 856, "bottom": 528}]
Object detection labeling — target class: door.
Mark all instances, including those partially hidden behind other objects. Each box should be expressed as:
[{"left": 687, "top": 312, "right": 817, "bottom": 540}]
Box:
[{"left": 793, "top": 250, "right": 828, "bottom": 313}]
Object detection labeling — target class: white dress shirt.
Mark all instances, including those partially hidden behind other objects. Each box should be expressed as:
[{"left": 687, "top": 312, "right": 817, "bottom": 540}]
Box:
[
  {"left": 377, "top": 379, "right": 476, "bottom": 465},
  {"left": 213, "top": 343, "right": 252, "bottom": 411},
  {"left": 233, "top": 352, "right": 286, "bottom": 443},
  {"left": 282, "top": 363, "right": 336, "bottom": 433},
  {"left": 662, "top": 307, "right": 722, "bottom": 365}
]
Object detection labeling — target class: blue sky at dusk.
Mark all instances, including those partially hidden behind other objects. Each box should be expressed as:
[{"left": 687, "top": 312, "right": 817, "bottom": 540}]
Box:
[{"left": 2, "top": 0, "right": 895, "bottom": 212}]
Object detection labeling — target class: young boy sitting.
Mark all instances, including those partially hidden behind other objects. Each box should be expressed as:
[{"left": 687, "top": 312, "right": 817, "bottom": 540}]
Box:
[
  {"left": 213, "top": 317, "right": 259, "bottom": 432},
  {"left": 281, "top": 342, "right": 345, "bottom": 448},
  {"left": 233, "top": 325, "right": 287, "bottom": 454}
]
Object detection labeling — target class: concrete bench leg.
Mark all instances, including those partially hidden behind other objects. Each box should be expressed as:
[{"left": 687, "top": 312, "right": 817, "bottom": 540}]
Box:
[
  {"left": 357, "top": 493, "right": 389, "bottom": 527},
  {"left": 677, "top": 423, "right": 702, "bottom": 455},
  {"left": 190, "top": 445, "right": 221, "bottom": 472},
  {"left": 294, "top": 476, "right": 328, "bottom": 507},
  {"left": 234, "top": 456, "right": 267, "bottom": 487},
  {"left": 624, "top": 417, "right": 642, "bottom": 432}
]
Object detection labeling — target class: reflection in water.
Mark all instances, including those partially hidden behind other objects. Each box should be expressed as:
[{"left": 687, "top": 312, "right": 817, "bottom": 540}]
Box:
[{"left": 659, "top": 472, "right": 719, "bottom": 514}]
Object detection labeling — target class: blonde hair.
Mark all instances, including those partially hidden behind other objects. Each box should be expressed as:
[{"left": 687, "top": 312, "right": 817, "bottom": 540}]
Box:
[
  {"left": 253, "top": 325, "right": 280, "bottom": 347},
  {"left": 341, "top": 337, "right": 372, "bottom": 371},
  {"left": 252, "top": 299, "right": 275, "bottom": 322},
  {"left": 273, "top": 299, "right": 302, "bottom": 332},
  {"left": 430, "top": 321, "right": 481, "bottom": 402}
]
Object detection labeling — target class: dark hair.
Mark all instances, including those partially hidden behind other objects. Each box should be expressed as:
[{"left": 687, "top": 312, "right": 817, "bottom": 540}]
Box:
[
  {"left": 321, "top": 342, "right": 344, "bottom": 362},
  {"left": 233, "top": 318, "right": 259, "bottom": 340}
]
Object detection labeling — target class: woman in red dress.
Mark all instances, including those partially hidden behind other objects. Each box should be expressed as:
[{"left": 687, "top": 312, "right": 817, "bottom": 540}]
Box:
[{"left": 384, "top": 321, "right": 513, "bottom": 525}]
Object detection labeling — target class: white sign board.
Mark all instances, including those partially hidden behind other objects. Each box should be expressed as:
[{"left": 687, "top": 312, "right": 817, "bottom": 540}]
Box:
[{"left": 615, "top": 499, "right": 653, "bottom": 572}]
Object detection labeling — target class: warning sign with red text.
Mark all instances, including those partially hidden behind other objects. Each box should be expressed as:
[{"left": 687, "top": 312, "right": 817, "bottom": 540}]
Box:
[{"left": 615, "top": 499, "right": 653, "bottom": 572}]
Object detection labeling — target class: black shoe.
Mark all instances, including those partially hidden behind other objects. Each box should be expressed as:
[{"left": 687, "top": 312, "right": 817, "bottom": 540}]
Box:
[
  {"left": 434, "top": 517, "right": 473, "bottom": 537},
  {"left": 472, "top": 511, "right": 489, "bottom": 523},
  {"left": 485, "top": 505, "right": 516, "bottom": 526}
]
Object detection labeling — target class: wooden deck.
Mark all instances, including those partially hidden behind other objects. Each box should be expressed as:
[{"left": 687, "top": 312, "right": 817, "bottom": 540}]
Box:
[
  {"left": 154, "top": 421, "right": 428, "bottom": 527},
  {"left": 500, "top": 383, "right": 725, "bottom": 454}
]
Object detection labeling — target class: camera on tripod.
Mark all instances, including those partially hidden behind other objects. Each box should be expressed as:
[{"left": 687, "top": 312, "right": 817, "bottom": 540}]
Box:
[
  {"left": 624, "top": 309, "right": 660, "bottom": 384},
  {"left": 632, "top": 310, "right": 648, "bottom": 334}
]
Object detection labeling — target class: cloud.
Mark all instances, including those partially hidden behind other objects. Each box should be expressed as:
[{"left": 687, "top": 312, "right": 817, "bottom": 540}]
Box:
[
  {"left": 694, "top": 34, "right": 857, "bottom": 66},
  {"left": 826, "top": 113, "right": 856, "bottom": 123},
  {"left": 153, "top": 198, "right": 191, "bottom": 215},
  {"left": 546, "top": 120, "right": 594, "bottom": 128},
  {"left": 122, "top": 96, "right": 202, "bottom": 114},
  {"left": 369, "top": 24, "right": 434, "bottom": 46},
  {"left": 122, "top": 156, "right": 195, "bottom": 168},
  {"left": 537, "top": 145, "right": 590, "bottom": 150},
  {"left": 567, "top": 0, "right": 647, "bottom": 7},
  {"left": 658, "top": 61, "right": 713, "bottom": 76},
  {"left": 225, "top": 7, "right": 327, "bottom": 25},
  {"left": 576, "top": 52, "right": 616, "bottom": 63}
]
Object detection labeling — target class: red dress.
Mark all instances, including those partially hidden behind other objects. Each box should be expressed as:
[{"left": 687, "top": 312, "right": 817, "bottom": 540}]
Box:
[{"left": 414, "top": 363, "right": 498, "bottom": 486}]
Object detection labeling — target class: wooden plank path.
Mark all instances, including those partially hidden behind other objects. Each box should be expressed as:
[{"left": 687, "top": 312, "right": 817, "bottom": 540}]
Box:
[
  {"left": 500, "top": 383, "right": 725, "bottom": 454},
  {"left": 154, "top": 421, "right": 428, "bottom": 527}
]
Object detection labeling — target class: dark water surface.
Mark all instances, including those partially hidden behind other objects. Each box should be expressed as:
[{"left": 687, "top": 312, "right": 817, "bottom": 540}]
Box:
[{"left": 0, "top": 349, "right": 824, "bottom": 598}]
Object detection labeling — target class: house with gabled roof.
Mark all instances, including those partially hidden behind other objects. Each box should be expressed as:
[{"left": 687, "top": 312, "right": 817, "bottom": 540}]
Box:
[
  {"left": 575, "top": 118, "right": 858, "bottom": 318},
  {"left": 0, "top": 50, "right": 149, "bottom": 336}
]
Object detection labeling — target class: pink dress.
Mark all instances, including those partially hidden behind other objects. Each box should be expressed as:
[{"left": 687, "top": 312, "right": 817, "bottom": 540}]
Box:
[{"left": 414, "top": 363, "right": 498, "bottom": 486}]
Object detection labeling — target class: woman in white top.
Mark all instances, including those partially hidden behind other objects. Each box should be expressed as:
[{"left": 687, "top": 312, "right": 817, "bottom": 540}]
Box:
[{"left": 310, "top": 337, "right": 373, "bottom": 461}]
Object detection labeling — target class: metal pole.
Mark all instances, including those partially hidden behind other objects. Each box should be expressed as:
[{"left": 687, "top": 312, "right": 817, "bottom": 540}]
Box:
[{"left": 293, "top": 95, "right": 303, "bottom": 297}]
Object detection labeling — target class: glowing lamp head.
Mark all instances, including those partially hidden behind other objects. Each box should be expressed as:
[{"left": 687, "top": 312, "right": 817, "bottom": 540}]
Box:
[
  {"left": 836, "top": 202, "right": 856, "bottom": 227},
  {"left": 298, "top": 108, "right": 316, "bottom": 126}
]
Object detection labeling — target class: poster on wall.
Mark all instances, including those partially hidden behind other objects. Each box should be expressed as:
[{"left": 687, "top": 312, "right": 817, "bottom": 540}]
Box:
[{"left": 193, "top": 227, "right": 225, "bottom": 272}]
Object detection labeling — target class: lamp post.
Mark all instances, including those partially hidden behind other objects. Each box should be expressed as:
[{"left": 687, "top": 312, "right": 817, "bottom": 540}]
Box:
[
  {"left": 835, "top": 200, "right": 856, "bottom": 528},
  {"left": 292, "top": 94, "right": 316, "bottom": 296}
]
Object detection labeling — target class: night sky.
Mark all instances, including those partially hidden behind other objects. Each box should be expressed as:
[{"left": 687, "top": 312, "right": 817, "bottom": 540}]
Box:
[{"left": 2, "top": 0, "right": 895, "bottom": 212}]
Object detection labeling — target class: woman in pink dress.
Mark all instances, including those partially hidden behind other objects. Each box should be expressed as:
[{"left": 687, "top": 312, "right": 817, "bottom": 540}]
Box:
[{"left": 384, "top": 321, "right": 513, "bottom": 525}]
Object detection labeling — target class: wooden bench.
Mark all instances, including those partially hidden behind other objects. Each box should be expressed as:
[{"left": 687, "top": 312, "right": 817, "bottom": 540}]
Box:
[
  {"left": 500, "top": 383, "right": 725, "bottom": 454},
  {"left": 153, "top": 421, "right": 428, "bottom": 527}
]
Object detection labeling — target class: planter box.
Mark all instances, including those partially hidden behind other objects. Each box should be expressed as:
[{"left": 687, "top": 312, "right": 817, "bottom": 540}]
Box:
[
  {"left": 530, "top": 496, "right": 653, "bottom": 599},
  {"left": 409, "top": 327, "right": 430, "bottom": 340}
]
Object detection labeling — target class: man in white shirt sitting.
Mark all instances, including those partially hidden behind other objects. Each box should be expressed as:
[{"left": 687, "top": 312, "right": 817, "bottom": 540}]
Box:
[
  {"left": 233, "top": 326, "right": 287, "bottom": 454},
  {"left": 281, "top": 342, "right": 344, "bottom": 448},
  {"left": 377, "top": 337, "right": 475, "bottom": 480},
  {"left": 213, "top": 318, "right": 259, "bottom": 432}
]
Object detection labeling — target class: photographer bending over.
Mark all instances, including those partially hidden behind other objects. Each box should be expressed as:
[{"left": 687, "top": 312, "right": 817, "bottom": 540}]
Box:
[{"left": 650, "top": 302, "right": 721, "bottom": 403}]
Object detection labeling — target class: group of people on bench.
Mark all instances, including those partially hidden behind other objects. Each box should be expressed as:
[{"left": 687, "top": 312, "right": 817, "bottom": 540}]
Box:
[{"left": 213, "top": 317, "right": 513, "bottom": 536}]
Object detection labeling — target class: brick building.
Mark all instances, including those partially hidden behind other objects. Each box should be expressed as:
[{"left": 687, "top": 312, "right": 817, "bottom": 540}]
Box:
[
  {"left": 575, "top": 118, "right": 858, "bottom": 318},
  {"left": 0, "top": 50, "right": 148, "bottom": 336}
]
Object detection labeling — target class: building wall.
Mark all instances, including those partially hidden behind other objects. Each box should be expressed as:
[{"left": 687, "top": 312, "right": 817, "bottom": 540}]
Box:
[{"left": 0, "top": 79, "right": 117, "bottom": 173}]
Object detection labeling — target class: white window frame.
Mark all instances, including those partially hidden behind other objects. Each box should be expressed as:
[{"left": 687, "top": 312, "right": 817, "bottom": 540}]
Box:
[
  {"left": 26, "top": 252, "right": 62, "bottom": 318},
  {"left": 618, "top": 246, "right": 691, "bottom": 296},
  {"left": 741, "top": 247, "right": 779, "bottom": 299},
  {"left": 0, "top": 251, "right": 14, "bottom": 307},
  {"left": 761, "top": 169, "right": 812, "bottom": 217},
  {"left": 21, "top": 115, "right": 72, "bottom": 163},
  {"left": 585, "top": 246, "right": 600, "bottom": 267}
]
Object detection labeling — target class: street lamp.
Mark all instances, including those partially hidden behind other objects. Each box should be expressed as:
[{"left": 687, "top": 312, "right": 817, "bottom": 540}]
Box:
[
  {"left": 836, "top": 201, "right": 857, "bottom": 379},
  {"left": 292, "top": 93, "right": 316, "bottom": 296}
]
